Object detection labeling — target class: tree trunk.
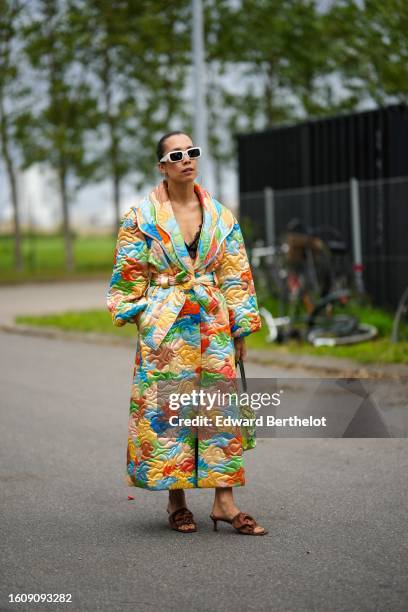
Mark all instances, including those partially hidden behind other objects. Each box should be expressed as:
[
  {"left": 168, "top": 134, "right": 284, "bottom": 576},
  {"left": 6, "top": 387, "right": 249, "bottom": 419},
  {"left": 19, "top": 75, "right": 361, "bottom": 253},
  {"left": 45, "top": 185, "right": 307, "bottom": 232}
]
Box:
[
  {"left": 113, "top": 171, "right": 120, "bottom": 234},
  {"left": 58, "top": 163, "right": 74, "bottom": 272},
  {"left": 0, "top": 93, "right": 23, "bottom": 272},
  {"left": 264, "top": 60, "right": 276, "bottom": 126},
  {"left": 102, "top": 47, "right": 121, "bottom": 235},
  {"left": 213, "top": 158, "right": 223, "bottom": 203}
]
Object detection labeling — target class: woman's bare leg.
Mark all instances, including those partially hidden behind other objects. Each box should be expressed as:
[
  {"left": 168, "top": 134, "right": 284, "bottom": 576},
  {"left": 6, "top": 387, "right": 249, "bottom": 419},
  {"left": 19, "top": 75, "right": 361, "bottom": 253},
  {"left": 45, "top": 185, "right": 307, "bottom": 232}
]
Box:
[
  {"left": 167, "top": 490, "right": 187, "bottom": 512},
  {"left": 212, "top": 487, "right": 265, "bottom": 534}
]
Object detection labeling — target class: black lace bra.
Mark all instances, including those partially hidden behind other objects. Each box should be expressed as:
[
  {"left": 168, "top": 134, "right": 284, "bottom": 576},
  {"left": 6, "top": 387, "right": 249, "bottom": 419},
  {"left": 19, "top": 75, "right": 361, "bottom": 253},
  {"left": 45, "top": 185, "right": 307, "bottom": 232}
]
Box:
[{"left": 185, "top": 223, "right": 202, "bottom": 259}]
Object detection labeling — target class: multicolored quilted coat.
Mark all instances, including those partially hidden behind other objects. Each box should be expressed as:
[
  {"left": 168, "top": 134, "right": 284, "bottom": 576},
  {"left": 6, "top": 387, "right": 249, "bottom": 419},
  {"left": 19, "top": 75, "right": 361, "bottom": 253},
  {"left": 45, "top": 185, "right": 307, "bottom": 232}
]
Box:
[{"left": 107, "top": 179, "right": 261, "bottom": 490}]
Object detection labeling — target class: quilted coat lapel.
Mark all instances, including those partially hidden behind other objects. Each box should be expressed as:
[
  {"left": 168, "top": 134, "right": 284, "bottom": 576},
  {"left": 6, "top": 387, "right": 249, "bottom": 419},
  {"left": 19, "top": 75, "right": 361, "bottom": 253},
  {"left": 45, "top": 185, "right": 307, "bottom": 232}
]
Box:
[
  {"left": 136, "top": 179, "right": 234, "bottom": 273},
  {"left": 150, "top": 179, "right": 196, "bottom": 273}
]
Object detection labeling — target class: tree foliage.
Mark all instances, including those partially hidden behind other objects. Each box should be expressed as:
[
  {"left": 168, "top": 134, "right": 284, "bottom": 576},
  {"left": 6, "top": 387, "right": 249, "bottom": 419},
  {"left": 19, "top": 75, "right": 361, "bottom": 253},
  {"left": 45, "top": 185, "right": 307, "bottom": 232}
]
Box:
[{"left": 1, "top": 0, "right": 407, "bottom": 271}]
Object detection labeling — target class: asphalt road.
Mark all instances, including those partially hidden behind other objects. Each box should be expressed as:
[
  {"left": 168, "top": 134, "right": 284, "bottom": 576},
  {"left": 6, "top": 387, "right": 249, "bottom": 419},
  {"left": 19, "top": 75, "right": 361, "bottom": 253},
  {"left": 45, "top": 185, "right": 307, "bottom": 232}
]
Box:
[{"left": 1, "top": 331, "right": 407, "bottom": 612}]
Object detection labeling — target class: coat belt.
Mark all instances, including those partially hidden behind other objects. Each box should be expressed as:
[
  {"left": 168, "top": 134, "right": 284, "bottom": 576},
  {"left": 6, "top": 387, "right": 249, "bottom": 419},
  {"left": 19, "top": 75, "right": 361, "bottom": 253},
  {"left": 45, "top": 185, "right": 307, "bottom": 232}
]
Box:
[
  {"left": 142, "top": 271, "right": 221, "bottom": 350},
  {"left": 150, "top": 271, "right": 218, "bottom": 291}
]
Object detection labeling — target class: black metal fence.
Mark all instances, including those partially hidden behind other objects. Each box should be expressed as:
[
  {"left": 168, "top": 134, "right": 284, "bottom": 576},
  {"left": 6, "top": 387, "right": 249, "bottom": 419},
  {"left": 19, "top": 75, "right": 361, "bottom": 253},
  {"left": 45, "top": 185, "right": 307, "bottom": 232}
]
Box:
[
  {"left": 239, "top": 175, "right": 408, "bottom": 310},
  {"left": 237, "top": 104, "right": 408, "bottom": 193}
]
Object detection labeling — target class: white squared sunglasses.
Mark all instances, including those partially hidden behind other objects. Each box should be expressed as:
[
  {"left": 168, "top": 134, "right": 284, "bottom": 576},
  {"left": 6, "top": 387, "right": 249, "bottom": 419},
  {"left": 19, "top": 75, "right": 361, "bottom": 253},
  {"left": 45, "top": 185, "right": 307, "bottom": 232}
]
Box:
[{"left": 160, "top": 146, "right": 202, "bottom": 163}]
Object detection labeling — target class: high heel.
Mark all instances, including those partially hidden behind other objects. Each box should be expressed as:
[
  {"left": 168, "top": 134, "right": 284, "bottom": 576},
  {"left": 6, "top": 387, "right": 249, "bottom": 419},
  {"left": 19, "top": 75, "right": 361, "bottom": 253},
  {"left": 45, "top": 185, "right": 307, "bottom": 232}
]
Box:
[
  {"left": 209, "top": 511, "right": 268, "bottom": 536},
  {"left": 210, "top": 514, "right": 218, "bottom": 531}
]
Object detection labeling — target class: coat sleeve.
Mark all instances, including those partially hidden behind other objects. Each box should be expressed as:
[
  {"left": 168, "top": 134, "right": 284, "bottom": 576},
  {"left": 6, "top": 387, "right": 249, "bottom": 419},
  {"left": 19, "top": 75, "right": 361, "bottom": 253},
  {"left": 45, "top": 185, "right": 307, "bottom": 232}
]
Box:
[
  {"left": 215, "top": 215, "right": 262, "bottom": 339},
  {"left": 106, "top": 207, "right": 150, "bottom": 327}
]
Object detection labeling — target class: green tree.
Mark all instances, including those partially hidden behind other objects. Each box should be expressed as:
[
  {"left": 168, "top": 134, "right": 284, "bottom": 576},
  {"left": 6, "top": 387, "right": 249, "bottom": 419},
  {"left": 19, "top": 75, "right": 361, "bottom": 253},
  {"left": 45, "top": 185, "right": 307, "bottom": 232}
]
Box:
[
  {"left": 329, "top": 0, "right": 408, "bottom": 106},
  {"left": 204, "top": 0, "right": 340, "bottom": 199},
  {"left": 121, "top": 1, "right": 192, "bottom": 191},
  {"left": 68, "top": 1, "right": 191, "bottom": 232},
  {"left": 16, "top": 0, "right": 99, "bottom": 271},
  {"left": 0, "top": 0, "right": 26, "bottom": 271},
  {"left": 207, "top": 0, "right": 329, "bottom": 127}
]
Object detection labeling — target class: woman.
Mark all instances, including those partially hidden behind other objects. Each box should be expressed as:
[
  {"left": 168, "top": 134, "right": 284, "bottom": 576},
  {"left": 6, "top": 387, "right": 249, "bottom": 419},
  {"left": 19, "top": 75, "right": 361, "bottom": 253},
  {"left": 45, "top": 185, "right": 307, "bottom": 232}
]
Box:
[{"left": 107, "top": 130, "right": 267, "bottom": 535}]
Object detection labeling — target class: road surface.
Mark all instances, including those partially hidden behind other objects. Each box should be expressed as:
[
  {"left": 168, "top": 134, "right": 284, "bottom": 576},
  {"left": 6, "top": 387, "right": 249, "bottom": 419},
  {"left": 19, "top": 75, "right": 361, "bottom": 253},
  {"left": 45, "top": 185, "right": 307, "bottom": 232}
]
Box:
[{"left": 1, "top": 331, "right": 407, "bottom": 611}]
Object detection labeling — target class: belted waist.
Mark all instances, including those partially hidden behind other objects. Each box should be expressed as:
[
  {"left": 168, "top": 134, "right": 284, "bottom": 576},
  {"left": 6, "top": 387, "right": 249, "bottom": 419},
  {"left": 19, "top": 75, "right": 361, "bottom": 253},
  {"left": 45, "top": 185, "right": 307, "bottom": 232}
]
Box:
[
  {"left": 142, "top": 270, "right": 221, "bottom": 351},
  {"left": 149, "top": 271, "right": 218, "bottom": 291}
]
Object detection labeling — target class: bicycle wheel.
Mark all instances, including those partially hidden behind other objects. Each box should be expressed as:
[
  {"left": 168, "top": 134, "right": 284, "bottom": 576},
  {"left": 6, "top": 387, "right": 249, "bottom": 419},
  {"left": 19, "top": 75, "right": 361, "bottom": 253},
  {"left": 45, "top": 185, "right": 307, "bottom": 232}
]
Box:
[
  {"left": 307, "top": 317, "right": 378, "bottom": 347},
  {"left": 391, "top": 286, "right": 408, "bottom": 343}
]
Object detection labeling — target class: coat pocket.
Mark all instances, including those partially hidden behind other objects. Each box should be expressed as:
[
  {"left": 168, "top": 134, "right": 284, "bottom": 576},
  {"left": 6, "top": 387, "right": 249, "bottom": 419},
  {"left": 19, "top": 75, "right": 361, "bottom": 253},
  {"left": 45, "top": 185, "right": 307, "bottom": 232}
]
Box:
[
  {"left": 136, "top": 285, "right": 158, "bottom": 331},
  {"left": 137, "top": 284, "right": 180, "bottom": 350}
]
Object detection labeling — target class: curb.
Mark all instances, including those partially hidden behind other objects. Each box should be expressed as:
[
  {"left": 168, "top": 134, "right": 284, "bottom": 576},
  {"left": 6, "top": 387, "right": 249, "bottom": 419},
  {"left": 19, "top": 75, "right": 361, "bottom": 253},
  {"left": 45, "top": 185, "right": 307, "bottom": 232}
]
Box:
[
  {"left": 246, "top": 349, "right": 407, "bottom": 380},
  {"left": 0, "top": 322, "right": 136, "bottom": 348},
  {"left": 1, "top": 322, "right": 406, "bottom": 380}
]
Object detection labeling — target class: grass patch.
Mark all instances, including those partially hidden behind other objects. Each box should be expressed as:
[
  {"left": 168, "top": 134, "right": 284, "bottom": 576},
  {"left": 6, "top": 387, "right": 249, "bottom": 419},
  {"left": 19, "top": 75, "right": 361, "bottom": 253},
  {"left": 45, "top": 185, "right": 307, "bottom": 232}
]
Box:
[
  {"left": 0, "top": 234, "right": 116, "bottom": 283},
  {"left": 245, "top": 320, "right": 408, "bottom": 364},
  {"left": 251, "top": 295, "right": 408, "bottom": 363},
  {"left": 15, "top": 301, "right": 408, "bottom": 364},
  {"left": 16, "top": 310, "right": 136, "bottom": 339}
]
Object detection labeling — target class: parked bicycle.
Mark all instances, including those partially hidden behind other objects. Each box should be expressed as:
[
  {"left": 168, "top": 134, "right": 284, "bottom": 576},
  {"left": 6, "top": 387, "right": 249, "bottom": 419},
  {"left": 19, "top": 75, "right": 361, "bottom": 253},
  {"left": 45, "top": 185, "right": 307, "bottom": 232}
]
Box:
[{"left": 252, "top": 220, "right": 378, "bottom": 346}]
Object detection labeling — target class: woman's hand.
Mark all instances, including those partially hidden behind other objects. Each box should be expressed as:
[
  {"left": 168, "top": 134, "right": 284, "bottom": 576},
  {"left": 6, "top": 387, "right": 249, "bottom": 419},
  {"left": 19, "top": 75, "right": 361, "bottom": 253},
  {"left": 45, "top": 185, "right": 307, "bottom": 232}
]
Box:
[{"left": 234, "top": 337, "right": 247, "bottom": 363}]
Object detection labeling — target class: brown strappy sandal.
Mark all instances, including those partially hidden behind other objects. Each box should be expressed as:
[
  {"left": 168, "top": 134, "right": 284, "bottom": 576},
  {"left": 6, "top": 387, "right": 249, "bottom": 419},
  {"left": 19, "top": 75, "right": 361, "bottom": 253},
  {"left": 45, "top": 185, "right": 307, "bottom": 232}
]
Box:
[
  {"left": 168, "top": 507, "right": 197, "bottom": 533},
  {"left": 210, "top": 511, "right": 268, "bottom": 536}
]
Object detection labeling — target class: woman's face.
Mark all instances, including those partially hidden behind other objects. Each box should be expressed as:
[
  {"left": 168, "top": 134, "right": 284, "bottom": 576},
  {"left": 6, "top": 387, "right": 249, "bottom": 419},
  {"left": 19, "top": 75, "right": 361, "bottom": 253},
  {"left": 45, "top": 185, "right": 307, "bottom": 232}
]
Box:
[{"left": 158, "top": 134, "right": 198, "bottom": 184}]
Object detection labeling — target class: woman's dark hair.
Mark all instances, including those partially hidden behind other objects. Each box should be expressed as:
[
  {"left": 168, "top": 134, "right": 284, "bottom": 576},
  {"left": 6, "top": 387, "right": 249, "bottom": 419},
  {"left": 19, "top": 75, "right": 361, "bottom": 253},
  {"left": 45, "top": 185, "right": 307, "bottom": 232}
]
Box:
[{"left": 156, "top": 131, "right": 191, "bottom": 162}]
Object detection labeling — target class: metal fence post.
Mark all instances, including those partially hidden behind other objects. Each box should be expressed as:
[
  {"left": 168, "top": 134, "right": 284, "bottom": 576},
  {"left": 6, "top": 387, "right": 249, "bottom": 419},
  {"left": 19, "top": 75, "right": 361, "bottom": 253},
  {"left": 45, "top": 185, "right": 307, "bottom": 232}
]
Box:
[
  {"left": 350, "top": 177, "right": 365, "bottom": 294},
  {"left": 264, "top": 187, "right": 275, "bottom": 264}
]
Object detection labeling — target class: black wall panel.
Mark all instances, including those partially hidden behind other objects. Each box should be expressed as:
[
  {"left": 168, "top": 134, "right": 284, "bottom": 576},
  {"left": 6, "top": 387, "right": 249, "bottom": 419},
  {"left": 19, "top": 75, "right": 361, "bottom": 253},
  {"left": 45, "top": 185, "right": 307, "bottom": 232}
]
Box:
[{"left": 237, "top": 104, "right": 408, "bottom": 309}]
